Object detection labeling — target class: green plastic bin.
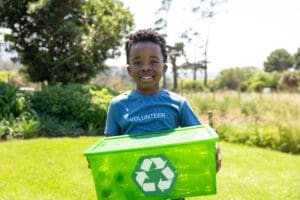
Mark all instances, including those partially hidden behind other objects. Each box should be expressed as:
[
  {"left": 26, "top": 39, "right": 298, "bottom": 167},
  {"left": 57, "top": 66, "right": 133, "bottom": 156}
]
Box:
[{"left": 84, "top": 125, "right": 219, "bottom": 200}]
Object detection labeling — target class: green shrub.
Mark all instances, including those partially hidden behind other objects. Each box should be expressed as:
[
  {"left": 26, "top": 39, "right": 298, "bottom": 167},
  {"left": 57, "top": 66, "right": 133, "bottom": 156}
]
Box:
[
  {"left": 190, "top": 95, "right": 216, "bottom": 114},
  {"left": 0, "top": 82, "right": 36, "bottom": 121},
  {"left": 278, "top": 70, "right": 300, "bottom": 92},
  {"left": 240, "top": 101, "right": 258, "bottom": 116},
  {"left": 0, "top": 82, "right": 38, "bottom": 139},
  {"left": 180, "top": 80, "right": 206, "bottom": 91},
  {"left": 276, "top": 123, "right": 300, "bottom": 154},
  {"left": 37, "top": 114, "right": 83, "bottom": 137},
  {"left": 9, "top": 116, "right": 39, "bottom": 139},
  {"left": 217, "top": 96, "right": 232, "bottom": 116},
  {"left": 32, "top": 83, "right": 118, "bottom": 136},
  {"left": 247, "top": 71, "right": 274, "bottom": 92},
  {"left": 0, "top": 120, "right": 11, "bottom": 139},
  {"left": 216, "top": 124, "right": 250, "bottom": 144},
  {"left": 215, "top": 122, "right": 300, "bottom": 154}
]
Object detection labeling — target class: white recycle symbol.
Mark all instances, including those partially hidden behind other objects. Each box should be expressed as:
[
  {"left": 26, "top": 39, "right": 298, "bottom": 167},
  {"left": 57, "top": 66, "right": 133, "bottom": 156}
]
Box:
[{"left": 132, "top": 154, "right": 178, "bottom": 195}]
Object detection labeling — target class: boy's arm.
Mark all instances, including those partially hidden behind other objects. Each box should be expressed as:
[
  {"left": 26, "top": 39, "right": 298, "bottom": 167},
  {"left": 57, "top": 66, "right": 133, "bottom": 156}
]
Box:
[
  {"left": 216, "top": 143, "right": 221, "bottom": 172},
  {"left": 104, "top": 101, "right": 121, "bottom": 136}
]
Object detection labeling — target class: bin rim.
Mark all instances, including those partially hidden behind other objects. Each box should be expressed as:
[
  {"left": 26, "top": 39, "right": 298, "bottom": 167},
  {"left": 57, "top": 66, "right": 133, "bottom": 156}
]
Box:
[{"left": 84, "top": 124, "right": 219, "bottom": 156}]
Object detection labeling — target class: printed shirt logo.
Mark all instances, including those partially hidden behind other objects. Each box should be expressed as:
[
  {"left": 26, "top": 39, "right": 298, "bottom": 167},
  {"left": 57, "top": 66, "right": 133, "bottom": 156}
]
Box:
[{"left": 128, "top": 112, "right": 166, "bottom": 122}]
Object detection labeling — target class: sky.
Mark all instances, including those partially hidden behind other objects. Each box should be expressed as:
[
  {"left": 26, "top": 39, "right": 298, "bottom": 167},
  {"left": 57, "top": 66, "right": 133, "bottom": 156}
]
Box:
[
  {"left": 119, "top": 0, "right": 300, "bottom": 75},
  {"left": 1, "top": 0, "right": 300, "bottom": 77}
]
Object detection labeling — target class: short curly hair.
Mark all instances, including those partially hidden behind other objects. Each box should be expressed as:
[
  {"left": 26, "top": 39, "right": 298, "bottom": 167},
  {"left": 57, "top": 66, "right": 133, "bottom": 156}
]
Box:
[{"left": 125, "top": 28, "right": 168, "bottom": 64}]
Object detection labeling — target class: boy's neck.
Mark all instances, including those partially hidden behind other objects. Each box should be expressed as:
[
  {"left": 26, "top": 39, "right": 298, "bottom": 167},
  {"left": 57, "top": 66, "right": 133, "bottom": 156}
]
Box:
[{"left": 134, "top": 88, "right": 162, "bottom": 95}]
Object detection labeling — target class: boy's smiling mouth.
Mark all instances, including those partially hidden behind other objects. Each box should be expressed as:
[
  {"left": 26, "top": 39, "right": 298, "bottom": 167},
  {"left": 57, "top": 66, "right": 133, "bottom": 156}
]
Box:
[{"left": 140, "top": 75, "right": 154, "bottom": 81}]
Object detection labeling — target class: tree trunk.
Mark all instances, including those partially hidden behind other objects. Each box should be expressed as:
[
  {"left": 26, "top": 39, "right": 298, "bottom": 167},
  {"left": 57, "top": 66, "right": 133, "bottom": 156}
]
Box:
[
  {"left": 204, "top": 66, "right": 207, "bottom": 86},
  {"left": 162, "top": 73, "right": 167, "bottom": 89},
  {"left": 171, "top": 58, "right": 177, "bottom": 91},
  {"left": 193, "top": 64, "right": 197, "bottom": 81}
]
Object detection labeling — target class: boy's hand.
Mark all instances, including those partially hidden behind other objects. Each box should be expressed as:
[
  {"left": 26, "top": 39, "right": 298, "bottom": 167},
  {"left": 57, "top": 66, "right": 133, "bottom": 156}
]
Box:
[{"left": 216, "top": 143, "right": 221, "bottom": 172}]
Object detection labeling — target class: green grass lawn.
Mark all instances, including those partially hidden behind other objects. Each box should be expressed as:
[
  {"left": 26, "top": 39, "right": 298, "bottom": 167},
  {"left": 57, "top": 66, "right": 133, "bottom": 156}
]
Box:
[{"left": 0, "top": 137, "right": 299, "bottom": 200}]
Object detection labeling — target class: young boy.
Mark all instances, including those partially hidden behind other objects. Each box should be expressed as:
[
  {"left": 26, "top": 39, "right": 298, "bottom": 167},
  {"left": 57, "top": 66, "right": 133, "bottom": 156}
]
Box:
[
  {"left": 104, "top": 29, "right": 220, "bottom": 199},
  {"left": 105, "top": 29, "right": 201, "bottom": 135}
]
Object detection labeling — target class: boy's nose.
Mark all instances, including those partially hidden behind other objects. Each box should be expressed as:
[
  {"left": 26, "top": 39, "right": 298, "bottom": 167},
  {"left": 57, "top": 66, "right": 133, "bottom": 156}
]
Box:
[{"left": 141, "top": 63, "right": 151, "bottom": 71}]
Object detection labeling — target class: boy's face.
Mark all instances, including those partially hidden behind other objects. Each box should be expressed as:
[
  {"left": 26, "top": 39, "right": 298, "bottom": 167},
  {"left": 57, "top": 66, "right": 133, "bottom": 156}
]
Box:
[{"left": 127, "top": 42, "right": 167, "bottom": 95}]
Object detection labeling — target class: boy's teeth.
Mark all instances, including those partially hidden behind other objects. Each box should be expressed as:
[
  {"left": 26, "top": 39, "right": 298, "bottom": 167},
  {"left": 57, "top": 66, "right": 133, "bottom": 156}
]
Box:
[{"left": 142, "top": 76, "right": 151, "bottom": 79}]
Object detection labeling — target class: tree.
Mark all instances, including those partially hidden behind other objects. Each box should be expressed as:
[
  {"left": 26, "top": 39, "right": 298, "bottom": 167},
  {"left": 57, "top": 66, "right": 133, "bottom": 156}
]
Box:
[
  {"left": 154, "top": 0, "right": 172, "bottom": 32},
  {"left": 190, "top": 0, "right": 225, "bottom": 86},
  {"left": 154, "top": 0, "right": 173, "bottom": 89},
  {"left": 215, "top": 66, "right": 258, "bottom": 91},
  {"left": 294, "top": 48, "right": 300, "bottom": 70},
  {"left": 263, "top": 48, "right": 294, "bottom": 72},
  {"left": 278, "top": 70, "right": 299, "bottom": 92},
  {"left": 248, "top": 71, "right": 274, "bottom": 92},
  {"left": 0, "top": 0, "right": 133, "bottom": 84},
  {"left": 179, "top": 61, "right": 205, "bottom": 82},
  {"left": 167, "top": 42, "right": 185, "bottom": 90},
  {"left": 155, "top": 0, "right": 227, "bottom": 87},
  {"left": 180, "top": 30, "right": 204, "bottom": 81}
]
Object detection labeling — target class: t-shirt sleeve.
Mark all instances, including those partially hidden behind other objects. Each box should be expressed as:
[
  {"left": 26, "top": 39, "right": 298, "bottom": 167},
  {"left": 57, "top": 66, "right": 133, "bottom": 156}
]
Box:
[
  {"left": 180, "top": 100, "right": 201, "bottom": 127},
  {"left": 104, "top": 101, "right": 121, "bottom": 135}
]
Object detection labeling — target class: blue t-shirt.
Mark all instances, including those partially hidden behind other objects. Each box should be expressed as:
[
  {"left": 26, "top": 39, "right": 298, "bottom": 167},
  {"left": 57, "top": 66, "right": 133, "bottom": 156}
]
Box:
[{"left": 104, "top": 89, "right": 201, "bottom": 135}]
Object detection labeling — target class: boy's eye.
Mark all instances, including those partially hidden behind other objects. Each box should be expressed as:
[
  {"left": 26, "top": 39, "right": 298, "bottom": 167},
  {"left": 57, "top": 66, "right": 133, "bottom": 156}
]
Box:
[
  {"left": 131, "top": 59, "right": 160, "bottom": 67},
  {"left": 150, "top": 60, "right": 159, "bottom": 64},
  {"left": 133, "top": 61, "right": 142, "bottom": 66}
]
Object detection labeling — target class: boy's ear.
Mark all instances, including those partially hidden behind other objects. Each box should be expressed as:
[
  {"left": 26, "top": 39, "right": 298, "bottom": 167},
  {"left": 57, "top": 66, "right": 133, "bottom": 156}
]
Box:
[
  {"left": 163, "top": 63, "right": 168, "bottom": 73},
  {"left": 127, "top": 65, "right": 132, "bottom": 76}
]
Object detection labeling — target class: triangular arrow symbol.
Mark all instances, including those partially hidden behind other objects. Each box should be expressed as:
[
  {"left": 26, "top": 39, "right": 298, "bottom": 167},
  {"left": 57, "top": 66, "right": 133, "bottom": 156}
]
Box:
[
  {"left": 158, "top": 179, "right": 172, "bottom": 192},
  {"left": 135, "top": 172, "right": 148, "bottom": 187},
  {"left": 140, "top": 158, "right": 152, "bottom": 172},
  {"left": 161, "top": 166, "right": 175, "bottom": 179},
  {"left": 143, "top": 182, "right": 156, "bottom": 192},
  {"left": 151, "top": 157, "right": 166, "bottom": 169}
]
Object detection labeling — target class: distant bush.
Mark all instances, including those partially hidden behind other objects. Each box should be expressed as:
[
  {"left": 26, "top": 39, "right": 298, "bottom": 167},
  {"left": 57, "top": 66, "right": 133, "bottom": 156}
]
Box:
[
  {"left": 187, "top": 91, "right": 300, "bottom": 154},
  {"left": 214, "top": 66, "right": 259, "bottom": 91},
  {"left": 278, "top": 70, "right": 300, "bottom": 92},
  {"left": 179, "top": 80, "right": 206, "bottom": 92},
  {"left": 216, "top": 123, "right": 300, "bottom": 154},
  {"left": 31, "top": 83, "right": 118, "bottom": 137},
  {"left": 247, "top": 71, "right": 274, "bottom": 92}
]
